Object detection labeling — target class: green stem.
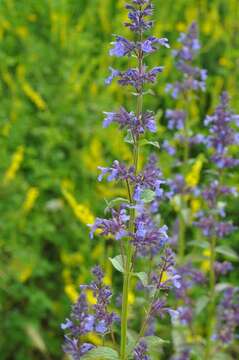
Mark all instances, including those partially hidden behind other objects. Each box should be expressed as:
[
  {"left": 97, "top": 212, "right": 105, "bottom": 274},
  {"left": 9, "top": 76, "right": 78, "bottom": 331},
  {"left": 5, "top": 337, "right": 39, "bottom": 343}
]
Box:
[
  {"left": 205, "top": 234, "right": 216, "bottom": 359},
  {"left": 120, "top": 109, "right": 142, "bottom": 360},
  {"left": 120, "top": 17, "right": 143, "bottom": 359},
  {"left": 178, "top": 212, "right": 186, "bottom": 263},
  {"left": 120, "top": 143, "right": 139, "bottom": 360},
  {"left": 178, "top": 92, "right": 190, "bottom": 262}
]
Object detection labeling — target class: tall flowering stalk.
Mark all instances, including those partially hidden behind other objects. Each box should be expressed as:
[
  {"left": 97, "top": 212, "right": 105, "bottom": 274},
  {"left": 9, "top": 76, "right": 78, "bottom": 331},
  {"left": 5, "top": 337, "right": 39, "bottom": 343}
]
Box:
[
  {"left": 165, "top": 22, "right": 207, "bottom": 262},
  {"left": 196, "top": 92, "right": 239, "bottom": 358},
  {"left": 62, "top": 1, "right": 180, "bottom": 359}
]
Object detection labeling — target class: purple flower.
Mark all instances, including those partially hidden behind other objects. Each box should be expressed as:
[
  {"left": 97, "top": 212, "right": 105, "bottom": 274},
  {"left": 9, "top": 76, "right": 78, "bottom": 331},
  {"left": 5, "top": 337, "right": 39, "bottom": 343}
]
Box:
[
  {"left": 62, "top": 336, "right": 95, "bottom": 360},
  {"left": 215, "top": 287, "right": 239, "bottom": 344},
  {"left": 89, "top": 206, "right": 130, "bottom": 240},
  {"left": 125, "top": 1, "right": 154, "bottom": 33},
  {"left": 202, "top": 181, "right": 237, "bottom": 208},
  {"left": 98, "top": 160, "right": 135, "bottom": 182},
  {"left": 133, "top": 212, "right": 168, "bottom": 254},
  {"left": 166, "top": 109, "right": 186, "bottom": 130},
  {"left": 214, "top": 261, "right": 233, "bottom": 276},
  {"left": 117, "top": 66, "right": 163, "bottom": 91},
  {"left": 110, "top": 36, "right": 136, "bottom": 57},
  {"left": 177, "top": 306, "right": 193, "bottom": 325},
  {"left": 82, "top": 266, "right": 119, "bottom": 334},
  {"left": 166, "top": 22, "right": 207, "bottom": 99},
  {"left": 105, "top": 67, "right": 120, "bottom": 85},
  {"left": 134, "top": 154, "right": 166, "bottom": 200},
  {"left": 204, "top": 92, "right": 239, "bottom": 168},
  {"left": 134, "top": 340, "right": 150, "bottom": 360},
  {"left": 141, "top": 36, "right": 170, "bottom": 53},
  {"left": 103, "top": 107, "right": 156, "bottom": 135}
]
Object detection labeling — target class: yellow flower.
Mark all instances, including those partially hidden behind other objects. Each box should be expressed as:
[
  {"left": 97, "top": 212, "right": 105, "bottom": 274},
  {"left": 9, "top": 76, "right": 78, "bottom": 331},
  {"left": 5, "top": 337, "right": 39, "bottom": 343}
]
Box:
[
  {"left": 16, "top": 26, "right": 28, "bottom": 39},
  {"left": 186, "top": 334, "right": 202, "bottom": 343},
  {"left": 61, "top": 251, "right": 84, "bottom": 266},
  {"left": 22, "top": 187, "right": 39, "bottom": 214},
  {"left": 16, "top": 64, "right": 26, "bottom": 80},
  {"left": 176, "top": 22, "right": 187, "bottom": 32},
  {"left": 64, "top": 284, "right": 78, "bottom": 303},
  {"left": 86, "top": 289, "right": 96, "bottom": 305},
  {"left": 128, "top": 291, "right": 135, "bottom": 305},
  {"left": 201, "top": 249, "right": 211, "bottom": 272},
  {"left": 84, "top": 333, "right": 101, "bottom": 346},
  {"left": 2, "top": 70, "right": 16, "bottom": 92},
  {"left": 81, "top": 137, "right": 104, "bottom": 173},
  {"left": 219, "top": 57, "right": 232, "bottom": 68},
  {"left": 161, "top": 271, "right": 169, "bottom": 283},
  {"left": 22, "top": 82, "right": 47, "bottom": 110},
  {"left": 4, "top": 146, "right": 24, "bottom": 184},
  {"left": 92, "top": 244, "right": 104, "bottom": 260},
  {"left": 18, "top": 265, "right": 33, "bottom": 283},
  {"left": 28, "top": 14, "right": 37, "bottom": 22},
  {"left": 190, "top": 198, "right": 201, "bottom": 215},
  {"left": 62, "top": 269, "right": 72, "bottom": 284},
  {"left": 62, "top": 188, "right": 95, "bottom": 225},
  {"left": 185, "top": 154, "right": 205, "bottom": 188}
]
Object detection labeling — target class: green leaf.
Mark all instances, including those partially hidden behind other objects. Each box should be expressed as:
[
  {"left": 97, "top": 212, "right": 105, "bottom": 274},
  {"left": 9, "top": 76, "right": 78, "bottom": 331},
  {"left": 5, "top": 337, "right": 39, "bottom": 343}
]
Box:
[
  {"left": 143, "top": 335, "right": 169, "bottom": 348},
  {"left": 215, "top": 283, "right": 232, "bottom": 293},
  {"left": 188, "top": 240, "right": 209, "bottom": 249},
  {"left": 124, "top": 131, "right": 134, "bottom": 144},
  {"left": 134, "top": 272, "right": 148, "bottom": 286},
  {"left": 140, "top": 189, "right": 155, "bottom": 203},
  {"left": 126, "top": 330, "right": 137, "bottom": 356},
  {"left": 195, "top": 295, "right": 209, "bottom": 315},
  {"left": 215, "top": 245, "right": 239, "bottom": 261},
  {"left": 212, "top": 353, "right": 233, "bottom": 360},
  {"left": 105, "top": 197, "right": 129, "bottom": 212},
  {"left": 109, "top": 255, "right": 125, "bottom": 273},
  {"left": 25, "top": 324, "right": 47, "bottom": 354},
  {"left": 140, "top": 139, "right": 160, "bottom": 148},
  {"left": 82, "top": 346, "right": 119, "bottom": 360}
]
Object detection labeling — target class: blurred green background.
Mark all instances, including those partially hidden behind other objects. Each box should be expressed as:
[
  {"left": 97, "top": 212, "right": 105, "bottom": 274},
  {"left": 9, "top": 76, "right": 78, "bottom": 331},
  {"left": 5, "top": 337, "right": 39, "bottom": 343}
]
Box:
[{"left": 0, "top": 0, "right": 238, "bottom": 359}]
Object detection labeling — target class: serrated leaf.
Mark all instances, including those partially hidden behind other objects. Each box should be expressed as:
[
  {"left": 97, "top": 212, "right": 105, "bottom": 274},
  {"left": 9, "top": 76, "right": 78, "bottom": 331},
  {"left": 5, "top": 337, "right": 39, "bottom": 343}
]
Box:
[
  {"left": 109, "top": 255, "right": 126, "bottom": 273},
  {"left": 134, "top": 272, "right": 148, "bottom": 286},
  {"left": 215, "top": 245, "right": 239, "bottom": 261},
  {"left": 140, "top": 189, "right": 155, "bottom": 203},
  {"left": 140, "top": 139, "right": 160, "bottom": 148},
  {"left": 195, "top": 295, "right": 209, "bottom": 315},
  {"left": 82, "top": 346, "right": 119, "bottom": 360}
]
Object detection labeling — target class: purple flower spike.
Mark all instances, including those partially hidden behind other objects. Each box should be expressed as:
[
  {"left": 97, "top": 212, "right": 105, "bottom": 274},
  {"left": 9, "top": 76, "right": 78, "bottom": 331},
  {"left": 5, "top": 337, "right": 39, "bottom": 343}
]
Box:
[
  {"left": 204, "top": 92, "right": 239, "bottom": 168},
  {"left": 134, "top": 340, "right": 150, "bottom": 360},
  {"left": 110, "top": 36, "right": 136, "bottom": 57}
]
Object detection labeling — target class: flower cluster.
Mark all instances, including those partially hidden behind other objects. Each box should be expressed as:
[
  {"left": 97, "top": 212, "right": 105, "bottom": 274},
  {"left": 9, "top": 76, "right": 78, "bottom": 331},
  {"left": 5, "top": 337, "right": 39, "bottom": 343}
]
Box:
[
  {"left": 62, "top": 1, "right": 180, "bottom": 359},
  {"left": 103, "top": 108, "right": 156, "bottom": 135},
  {"left": 62, "top": 267, "right": 118, "bottom": 358},
  {"left": 215, "top": 287, "right": 239, "bottom": 344},
  {"left": 166, "top": 22, "right": 207, "bottom": 99},
  {"left": 134, "top": 340, "right": 150, "bottom": 360},
  {"left": 98, "top": 154, "right": 166, "bottom": 202},
  {"left": 204, "top": 92, "right": 239, "bottom": 168}
]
